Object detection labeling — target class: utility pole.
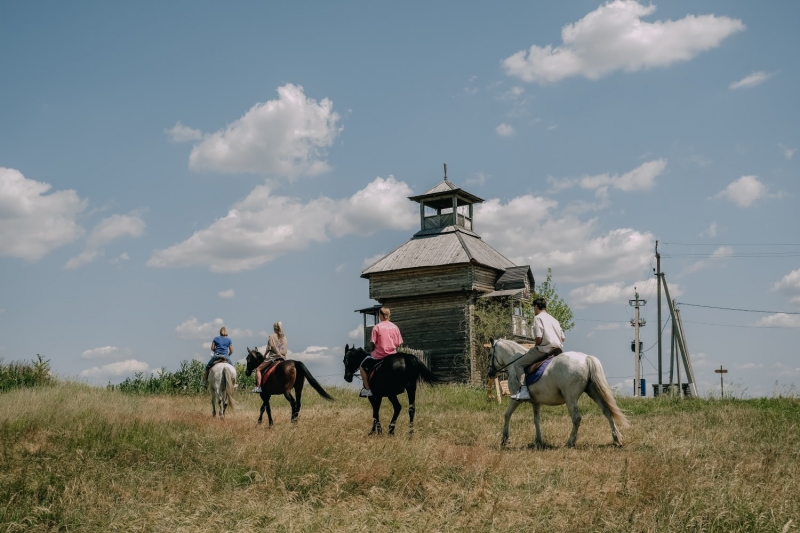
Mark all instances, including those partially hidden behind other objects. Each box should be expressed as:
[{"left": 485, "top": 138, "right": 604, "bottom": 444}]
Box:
[
  {"left": 629, "top": 289, "right": 646, "bottom": 397},
  {"left": 656, "top": 241, "right": 663, "bottom": 391},
  {"left": 715, "top": 365, "right": 728, "bottom": 398}
]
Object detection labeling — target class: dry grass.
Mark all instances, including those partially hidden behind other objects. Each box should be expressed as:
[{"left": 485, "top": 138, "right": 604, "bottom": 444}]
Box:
[{"left": 1, "top": 383, "right": 798, "bottom": 532}]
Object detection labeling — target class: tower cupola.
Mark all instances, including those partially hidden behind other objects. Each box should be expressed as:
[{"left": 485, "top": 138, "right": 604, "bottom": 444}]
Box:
[{"left": 407, "top": 164, "right": 484, "bottom": 234}]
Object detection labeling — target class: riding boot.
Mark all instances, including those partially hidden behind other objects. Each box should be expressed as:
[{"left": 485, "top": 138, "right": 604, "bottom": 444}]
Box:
[{"left": 203, "top": 368, "right": 210, "bottom": 386}]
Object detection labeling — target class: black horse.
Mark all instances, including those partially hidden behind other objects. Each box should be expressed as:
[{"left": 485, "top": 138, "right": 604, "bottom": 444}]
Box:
[
  {"left": 245, "top": 348, "right": 333, "bottom": 426},
  {"left": 343, "top": 344, "right": 441, "bottom": 435}
]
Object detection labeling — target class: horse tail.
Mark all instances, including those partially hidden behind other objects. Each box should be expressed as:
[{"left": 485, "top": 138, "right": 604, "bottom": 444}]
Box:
[
  {"left": 222, "top": 366, "right": 236, "bottom": 411},
  {"left": 405, "top": 354, "right": 442, "bottom": 385},
  {"left": 295, "top": 361, "right": 334, "bottom": 401},
  {"left": 586, "top": 356, "right": 629, "bottom": 428}
]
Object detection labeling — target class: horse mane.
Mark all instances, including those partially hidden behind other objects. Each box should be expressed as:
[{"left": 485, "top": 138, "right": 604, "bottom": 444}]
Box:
[{"left": 497, "top": 338, "right": 527, "bottom": 352}]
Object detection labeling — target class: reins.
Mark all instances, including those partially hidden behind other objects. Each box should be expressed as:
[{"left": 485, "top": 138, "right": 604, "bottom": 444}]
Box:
[{"left": 488, "top": 340, "right": 528, "bottom": 374}]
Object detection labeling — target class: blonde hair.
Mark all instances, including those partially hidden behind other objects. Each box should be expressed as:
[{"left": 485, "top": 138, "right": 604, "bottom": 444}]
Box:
[
  {"left": 273, "top": 321, "right": 286, "bottom": 341},
  {"left": 379, "top": 307, "right": 391, "bottom": 320},
  {"left": 219, "top": 326, "right": 228, "bottom": 336}
]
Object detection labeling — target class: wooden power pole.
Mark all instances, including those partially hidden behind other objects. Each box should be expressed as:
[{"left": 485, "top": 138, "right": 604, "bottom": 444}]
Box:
[
  {"left": 656, "top": 241, "right": 663, "bottom": 390},
  {"left": 629, "top": 289, "right": 646, "bottom": 397},
  {"left": 715, "top": 365, "right": 728, "bottom": 398}
]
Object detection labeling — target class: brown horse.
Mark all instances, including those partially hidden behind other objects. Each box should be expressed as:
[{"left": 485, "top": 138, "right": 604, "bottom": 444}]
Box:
[{"left": 245, "top": 347, "right": 334, "bottom": 426}]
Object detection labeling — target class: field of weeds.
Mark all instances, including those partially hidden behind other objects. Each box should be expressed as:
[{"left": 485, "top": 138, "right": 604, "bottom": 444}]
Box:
[{"left": 1, "top": 382, "right": 798, "bottom": 532}]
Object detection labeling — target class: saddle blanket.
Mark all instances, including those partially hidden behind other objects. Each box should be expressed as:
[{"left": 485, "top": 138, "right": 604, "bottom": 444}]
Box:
[
  {"left": 524, "top": 357, "right": 553, "bottom": 387},
  {"left": 262, "top": 359, "right": 284, "bottom": 385}
]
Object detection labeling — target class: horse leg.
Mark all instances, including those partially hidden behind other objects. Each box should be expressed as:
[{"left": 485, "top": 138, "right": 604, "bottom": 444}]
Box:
[
  {"left": 565, "top": 396, "right": 583, "bottom": 448},
  {"left": 264, "top": 396, "right": 274, "bottom": 427},
  {"left": 586, "top": 383, "right": 622, "bottom": 446},
  {"left": 293, "top": 376, "right": 304, "bottom": 422},
  {"left": 387, "top": 395, "right": 402, "bottom": 436},
  {"left": 284, "top": 392, "right": 298, "bottom": 423},
  {"left": 501, "top": 399, "right": 523, "bottom": 447},
  {"left": 532, "top": 403, "right": 543, "bottom": 448},
  {"left": 407, "top": 382, "right": 417, "bottom": 435},
  {"left": 369, "top": 396, "right": 382, "bottom": 435},
  {"left": 211, "top": 391, "right": 216, "bottom": 417},
  {"left": 258, "top": 400, "right": 266, "bottom": 424}
]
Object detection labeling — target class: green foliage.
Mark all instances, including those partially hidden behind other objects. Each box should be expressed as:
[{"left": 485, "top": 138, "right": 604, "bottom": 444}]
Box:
[
  {"left": 527, "top": 267, "right": 574, "bottom": 331},
  {"left": 0, "top": 355, "right": 53, "bottom": 392},
  {"left": 109, "top": 359, "right": 255, "bottom": 395}
]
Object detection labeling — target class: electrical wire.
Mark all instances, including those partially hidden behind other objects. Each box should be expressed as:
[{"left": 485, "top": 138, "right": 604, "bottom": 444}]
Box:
[
  {"left": 661, "top": 242, "right": 800, "bottom": 246},
  {"left": 677, "top": 303, "right": 800, "bottom": 315}
]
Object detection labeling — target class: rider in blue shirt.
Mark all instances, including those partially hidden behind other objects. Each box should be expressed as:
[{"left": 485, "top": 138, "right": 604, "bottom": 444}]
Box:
[{"left": 204, "top": 326, "right": 233, "bottom": 383}]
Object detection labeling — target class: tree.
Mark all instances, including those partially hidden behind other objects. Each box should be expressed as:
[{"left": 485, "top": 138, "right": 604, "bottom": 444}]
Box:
[{"left": 524, "top": 268, "right": 574, "bottom": 331}]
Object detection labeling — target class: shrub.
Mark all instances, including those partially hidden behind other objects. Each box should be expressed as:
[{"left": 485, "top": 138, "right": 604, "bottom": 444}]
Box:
[
  {"left": 0, "top": 355, "right": 53, "bottom": 392},
  {"left": 109, "top": 360, "right": 255, "bottom": 395}
]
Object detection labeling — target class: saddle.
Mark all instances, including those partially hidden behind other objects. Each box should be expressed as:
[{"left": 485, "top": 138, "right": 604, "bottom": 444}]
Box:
[
  {"left": 360, "top": 357, "right": 385, "bottom": 382},
  {"left": 210, "top": 356, "right": 229, "bottom": 367},
  {"left": 261, "top": 358, "right": 285, "bottom": 384},
  {"left": 524, "top": 347, "right": 563, "bottom": 375}
]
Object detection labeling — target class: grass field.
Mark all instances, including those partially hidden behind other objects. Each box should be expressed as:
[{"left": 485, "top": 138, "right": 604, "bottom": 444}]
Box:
[{"left": 1, "top": 381, "right": 798, "bottom": 532}]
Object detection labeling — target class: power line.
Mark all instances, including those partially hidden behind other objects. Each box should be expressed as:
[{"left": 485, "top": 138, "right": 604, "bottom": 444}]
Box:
[
  {"left": 677, "top": 302, "right": 800, "bottom": 315},
  {"left": 661, "top": 242, "right": 800, "bottom": 246},
  {"left": 662, "top": 252, "right": 800, "bottom": 258},
  {"left": 682, "top": 320, "right": 798, "bottom": 330}
]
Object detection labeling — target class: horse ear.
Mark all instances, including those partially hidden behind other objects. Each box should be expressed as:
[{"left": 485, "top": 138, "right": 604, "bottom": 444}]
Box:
[
  {"left": 246, "top": 346, "right": 250, "bottom": 353},
  {"left": 489, "top": 337, "right": 495, "bottom": 346},
  {"left": 345, "top": 344, "right": 349, "bottom": 353}
]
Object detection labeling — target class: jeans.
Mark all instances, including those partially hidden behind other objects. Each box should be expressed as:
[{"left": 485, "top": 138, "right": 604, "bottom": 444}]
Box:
[
  {"left": 206, "top": 354, "right": 233, "bottom": 371},
  {"left": 508, "top": 347, "right": 550, "bottom": 395}
]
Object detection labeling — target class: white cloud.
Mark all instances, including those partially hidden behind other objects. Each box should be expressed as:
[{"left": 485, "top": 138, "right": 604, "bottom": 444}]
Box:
[
  {"left": 503, "top": 1, "right": 744, "bottom": 83},
  {"left": 65, "top": 212, "right": 145, "bottom": 269},
  {"left": 185, "top": 84, "right": 341, "bottom": 178},
  {"left": 109, "top": 252, "right": 130, "bottom": 265},
  {"left": 714, "top": 176, "right": 781, "bottom": 208},
  {"left": 0, "top": 167, "right": 86, "bottom": 261},
  {"left": 81, "top": 346, "right": 130, "bottom": 359},
  {"left": 779, "top": 144, "right": 796, "bottom": 160},
  {"left": 700, "top": 222, "right": 718, "bottom": 238},
  {"left": 569, "top": 279, "right": 652, "bottom": 308},
  {"left": 475, "top": 195, "right": 654, "bottom": 283},
  {"left": 218, "top": 289, "right": 235, "bottom": 299},
  {"left": 362, "top": 252, "right": 386, "bottom": 269},
  {"left": 287, "top": 345, "right": 334, "bottom": 362},
  {"left": 148, "top": 176, "right": 416, "bottom": 273},
  {"left": 465, "top": 172, "right": 489, "bottom": 186},
  {"left": 681, "top": 246, "right": 733, "bottom": 275},
  {"left": 587, "top": 322, "right": 621, "bottom": 337},
  {"left": 166, "top": 121, "right": 203, "bottom": 142},
  {"left": 80, "top": 359, "right": 150, "bottom": 379},
  {"left": 550, "top": 159, "right": 667, "bottom": 193},
  {"left": 754, "top": 314, "right": 800, "bottom": 328},
  {"left": 496, "top": 123, "right": 515, "bottom": 137},
  {"left": 773, "top": 269, "right": 800, "bottom": 304},
  {"left": 348, "top": 324, "right": 364, "bottom": 341},
  {"left": 175, "top": 317, "right": 254, "bottom": 339},
  {"left": 335, "top": 263, "right": 347, "bottom": 273},
  {"left": 729, "top": 71, "right": 773, "bottom": 90},
  {"left": 737, "top": 362, "right": 763, "bottom": 369}
]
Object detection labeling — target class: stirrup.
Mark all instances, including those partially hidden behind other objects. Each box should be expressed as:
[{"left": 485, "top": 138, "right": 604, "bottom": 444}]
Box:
[
  {"left": 359, "top": 388, "right": 373, "bottom": 398},
  {"left": 511, "top": 388, "right": 530, "bottom": 401}
]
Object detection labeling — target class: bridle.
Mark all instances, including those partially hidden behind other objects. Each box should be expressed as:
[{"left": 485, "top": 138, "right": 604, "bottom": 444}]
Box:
[
  {"left": 343, "top": 350, "right": 364, "bottom": 382},
  {"left": 487, "top": 339, "right": 527, "bottom": 378}
]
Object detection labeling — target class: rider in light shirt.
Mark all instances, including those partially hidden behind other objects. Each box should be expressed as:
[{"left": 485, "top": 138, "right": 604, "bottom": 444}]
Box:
[
  {"left": 359, "top": 307, "right": 403, "bottom": 397},
  {"left": 510, "top": 298, "right": 565, "bottom": 401}
]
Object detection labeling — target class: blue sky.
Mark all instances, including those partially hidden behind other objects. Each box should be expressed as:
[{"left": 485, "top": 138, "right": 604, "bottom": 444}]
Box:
[{"left": 1, "top": 1, "right": 798, "bottom": 396}]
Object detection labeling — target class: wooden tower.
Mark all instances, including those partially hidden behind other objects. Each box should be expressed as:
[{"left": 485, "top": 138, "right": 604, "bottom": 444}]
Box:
[{"left": 357, "top": 166, "right": 535, "bottom": 383}]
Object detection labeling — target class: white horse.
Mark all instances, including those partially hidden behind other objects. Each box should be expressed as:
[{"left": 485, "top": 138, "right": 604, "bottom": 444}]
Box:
[
  {"left": 488, "top": 338, "right": 628, "bottom": 448},
  {"left": 208, "top": 362, "right": 237, "bottom": 418}
]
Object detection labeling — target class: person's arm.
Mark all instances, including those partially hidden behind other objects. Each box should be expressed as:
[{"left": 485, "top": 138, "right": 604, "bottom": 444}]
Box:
[
  {"left": 533, "top": 316, "right": 543, "bottom": 346},
  {"left": 228, "top": 343, "right": 233, "bottom": 356},
  {"left": 369, "top": 326, "right": 378, "bottom": 352},
  {"left": 211, "top": 341, "right": 217, "bottom": 352}
]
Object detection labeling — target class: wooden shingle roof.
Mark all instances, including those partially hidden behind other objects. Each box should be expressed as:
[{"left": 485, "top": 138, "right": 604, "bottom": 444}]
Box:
[{"left": 361, "top": 228, "right": 516, "bottom": 277}]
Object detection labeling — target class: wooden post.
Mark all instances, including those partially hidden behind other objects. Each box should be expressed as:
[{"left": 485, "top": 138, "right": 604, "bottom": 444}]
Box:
[
  {"left": 656, "top": 241, "right": 663, "bottom": 386},
  {"left": 715, "top": 365, "right": 728, "bottom": 397},
  {"left": 675, "top": 305, "right": 698, "bottom": 397},
  {"left": 419, "top": 201, "right": 425, "bottom": 230},
  {"left": 662, "top": 275, "right": 695, "bottom": 397}
]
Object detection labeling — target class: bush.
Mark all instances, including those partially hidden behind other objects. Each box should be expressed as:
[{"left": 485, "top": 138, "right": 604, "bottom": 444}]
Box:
[
  {"left": 109, "top": 359, "right": 255, "bottom": 395},
  {"left": 0, "top": 355, "right": 53, "bottom": 392}
]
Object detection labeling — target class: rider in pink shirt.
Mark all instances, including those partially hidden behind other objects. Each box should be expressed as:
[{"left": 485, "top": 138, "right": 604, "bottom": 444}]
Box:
[{"left": 359, "top": 307, "right": 403, "bottom": 397}]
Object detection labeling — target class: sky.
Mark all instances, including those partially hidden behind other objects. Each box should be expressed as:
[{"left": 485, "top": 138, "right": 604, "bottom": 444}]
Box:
[{"left": 1, "top": 0, "right": 798, "bottom": 397}]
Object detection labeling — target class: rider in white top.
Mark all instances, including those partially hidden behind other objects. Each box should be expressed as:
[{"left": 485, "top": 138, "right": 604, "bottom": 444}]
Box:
[{"left": 510, "top": 298, "right": 565, "bottom": 401}]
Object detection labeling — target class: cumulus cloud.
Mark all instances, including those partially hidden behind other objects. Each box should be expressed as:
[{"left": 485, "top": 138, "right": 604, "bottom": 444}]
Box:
[
  {"left": 773, "top": 269, "right": 800, "bottom": 304},
  {"left": 700, "top": 222, "right": 718, "bottom": 238},
  {"left": 495, "top": 124, "right": 515, "bottom": 137},
  {"left": 568, "top": 279, "right": 652, "bottom": 308},
  {"left": 81, "top": 346, "right": 131, "bottom": 359},
  {"left": 183, "top": 84, "right": 341, "bottom": 178},
  {"left": 363, "top": 252, "right": 386, "bottom": 269},
  {"left": 681, "top": 246, "right": 733, "bottom": 275},
  {"left": 475, "top": 195, "right": 654, "bottom": 283},
  {"left": 503, "top": 0, "right": 744, "bottom": 83},
  {"left": 779, "top": 144, "right": 796, "bottom": 161},
  {"left": 65, "top": 212, "right": 145, "bottom": 269},
  {"left": 0, "top": 167, "right": 86, "bottom": 261},
  {"left": 148, "top": 176, "right": 416, "bottom": 273},
  {"left": 550, "top": 159, "right": 667, "bottom": 193},
  {"left": 729, "top": 71, "right": 773, "bottom": 90},
  {"left": 287, "top": 345, "right": 335, "bottom": 362},
  {"left": 166, "top": 121, "right": 203, "bottom": 142},
  {"left": 218, "top": 289, "right": 235, "bottom": 299},
  {"left": 754, "top": 314, "right": 800, "bottom": 328},
  {"left": 109, "top": 252, "right": 130, "bottom": 265},
  {"left": 348, "top": 324, "right": 364, "bottom": 341},
  {"left": 80, "top": 359, "right": 150, "bottom": 379},
  {"left": 175, "top": 317, "right": 254, "bottom": 339},
  {"left": 714, "top": 176, "right": 781, "bottom": 208},
  {"left": 587, "top": 322, "right": 621, "bottom": 337}
]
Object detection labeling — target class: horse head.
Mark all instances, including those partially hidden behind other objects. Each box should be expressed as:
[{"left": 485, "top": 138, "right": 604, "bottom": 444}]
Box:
[
  {"left": 244, "top": 347, "right": 265, "bottom": 376},
  {"left": 487, "top": 337, "right": 499, "bottom": 378},
  {"left": 343, "top": 344, "right": 366, "bottom": 383}
]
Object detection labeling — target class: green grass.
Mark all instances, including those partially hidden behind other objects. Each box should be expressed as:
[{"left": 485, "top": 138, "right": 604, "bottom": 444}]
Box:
[{"left": 1, "top": 382, "right": 798, "bottom": 532}]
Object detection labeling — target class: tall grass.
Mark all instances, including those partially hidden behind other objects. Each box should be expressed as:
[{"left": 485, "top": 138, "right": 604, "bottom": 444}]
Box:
[
  {"left": 109, "top": 359, "right": 255, "bottom": 395},
  {"left": 0, "top": 355, "right": 52, "bottom": 392},
  {"left": 1, "top": 383, "right": 798, "bottom": 532}
]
